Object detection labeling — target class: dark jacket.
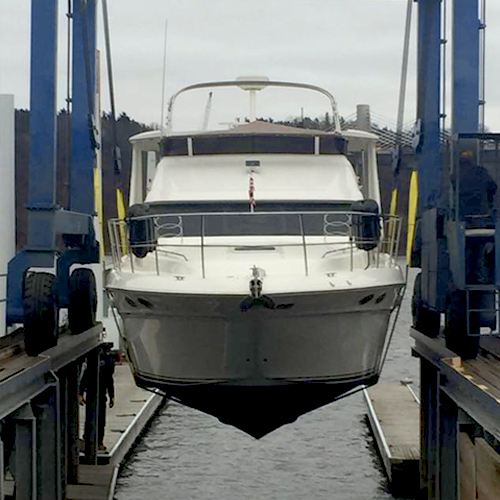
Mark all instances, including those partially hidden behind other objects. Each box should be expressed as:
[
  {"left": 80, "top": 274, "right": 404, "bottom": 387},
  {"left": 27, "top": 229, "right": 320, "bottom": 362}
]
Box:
[
  {"left": 458, "top": 163, "right": 497, "bottom": 218},
  {"left": 79, "top": 354, "right": 115, "bottom": 400}
]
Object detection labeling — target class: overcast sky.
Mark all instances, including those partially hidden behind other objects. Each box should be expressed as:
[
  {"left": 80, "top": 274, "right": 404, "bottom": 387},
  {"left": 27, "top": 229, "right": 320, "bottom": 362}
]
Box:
[{"left": 2, "top": 0, "right": 500, "bottom": 131}]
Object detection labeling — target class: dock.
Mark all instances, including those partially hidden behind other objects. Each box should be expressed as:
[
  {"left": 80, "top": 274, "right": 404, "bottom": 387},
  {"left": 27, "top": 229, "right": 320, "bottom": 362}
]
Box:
[
  {"left": 68, "top": 363, "right": 165, "bottom": 500},
  {"left": 412, "top": 329, "right": 500, "bottom": 499},
  {"left": 365, "top": 332, "right": 500, "bottom": 499},
  {"left": 65, "top": 465, "right": 118, "bottom": 500},
  {"left": 78, "top": 362, "right": 165, "bottom": 466},
  {"left": 1, "top": 344, "right": 166, "bottom": 500},
  {"left": 363, "top": 382, "right": 420, "bottom": 495}
]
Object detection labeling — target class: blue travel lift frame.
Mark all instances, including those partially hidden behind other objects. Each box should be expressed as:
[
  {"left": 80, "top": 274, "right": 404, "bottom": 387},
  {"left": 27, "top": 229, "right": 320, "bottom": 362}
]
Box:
[
  {"left": 6, "top": 0, "right": 99, "bottom": 330},
  {"left": 414, "top": 0, "right": 500, "bottom": 358},
  {"left": 414, "top": 3, "right": 500, "bottom": 498}
]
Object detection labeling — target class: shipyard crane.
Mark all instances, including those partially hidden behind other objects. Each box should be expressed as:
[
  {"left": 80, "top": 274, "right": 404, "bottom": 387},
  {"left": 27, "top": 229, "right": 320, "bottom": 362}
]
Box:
[
  {"left": 2, "top": 3, "right": 109, "bottom": 497},
  {"left": 5, "top": 0, "right": 123, "bottom": 357},
  {"left": 407, "top": 2, "right": 500, "bottom": 499},
  {"left": 409, "top": 0, "right": 499, "bottom": 361},
  {"left": 6, "top": 0, "right": 101, "bottom": 356}
]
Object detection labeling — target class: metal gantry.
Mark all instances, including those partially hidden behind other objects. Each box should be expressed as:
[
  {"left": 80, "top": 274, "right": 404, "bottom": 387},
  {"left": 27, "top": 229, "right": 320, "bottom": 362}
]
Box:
[
  {"left": 2, "top": 1, "right": 104, "bottom": 498},
  {"left": 7, "top": 0, "right": 100, "bottom": 353},
  {"left": 413, "top": 1, "right": 500, "bottom": 499},
  {"left": 0, "top": 327, "right": 104, "bottom": 500},
  {"left": 414, "top": 0, "right": 499, "bottom": 355}
]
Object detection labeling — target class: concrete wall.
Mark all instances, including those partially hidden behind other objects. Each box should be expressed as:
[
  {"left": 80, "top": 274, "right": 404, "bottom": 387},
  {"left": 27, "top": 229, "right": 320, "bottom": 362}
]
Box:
[{"left": 0, "top": 95, "right": 16, "bottom": 335}]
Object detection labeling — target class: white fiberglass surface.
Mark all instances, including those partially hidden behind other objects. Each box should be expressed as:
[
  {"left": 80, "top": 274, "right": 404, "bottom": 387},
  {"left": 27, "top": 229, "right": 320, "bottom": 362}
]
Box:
[
  {"left": 129, "top": 236, "right": 349, "bottom": 276},
  {"left": 145, "top": 154, "right": 362, "bottom": 203},
  {"left": 109, "top": 235, "right": 403, "bottom": 295}
]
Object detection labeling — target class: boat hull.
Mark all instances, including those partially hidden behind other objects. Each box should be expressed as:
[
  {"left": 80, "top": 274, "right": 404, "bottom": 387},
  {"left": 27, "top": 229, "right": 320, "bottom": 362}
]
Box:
[
  {"left": 109, "top": 283, "right": 402, "bottom": 436},
  {"left": 136, "top": 376, "right": 379, "bottom": 439}
]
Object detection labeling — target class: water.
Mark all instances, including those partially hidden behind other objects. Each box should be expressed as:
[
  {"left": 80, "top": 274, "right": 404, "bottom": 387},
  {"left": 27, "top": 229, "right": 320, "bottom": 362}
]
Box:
[{"left": 115, "top": 268, "right": 418, "bottom": 500}]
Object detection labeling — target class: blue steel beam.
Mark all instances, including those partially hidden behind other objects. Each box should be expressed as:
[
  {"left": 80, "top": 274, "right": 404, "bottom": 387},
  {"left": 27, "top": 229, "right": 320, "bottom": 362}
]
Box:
[
  {"left": 7, "top": 0, "right": 100, "bottom": 326},
  {"left": 416, "top": 0, "right": 442, "bottom": 211},
  {"left": 27, "top": 0, "right": 59, "bottom": 249},
  {"left": 7, "top": 0, "right": 60, "bottom": 325},
  {"left": 416, "top": 0, "right": 444, "bottom": 311},
  {"left": 71, "top": 0, "right": 97, "bottom": 216},
  {"left": 448, "top": 1, "right": 481, "bottom": 290},
  {"left": 452, "top": 0, "right": 480, "bottom": 135}
]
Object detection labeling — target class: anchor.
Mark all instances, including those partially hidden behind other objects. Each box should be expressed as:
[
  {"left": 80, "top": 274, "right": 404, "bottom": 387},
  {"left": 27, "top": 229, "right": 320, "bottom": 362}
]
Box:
[{"left": 240, "top": 266, "right": 275, "bottom": 311}]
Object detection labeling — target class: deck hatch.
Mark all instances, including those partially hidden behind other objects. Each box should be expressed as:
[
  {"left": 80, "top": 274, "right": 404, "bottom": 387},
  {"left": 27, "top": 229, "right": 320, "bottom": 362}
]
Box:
[{"left": 234, "top": 246, "right": 276, "bottom": 251}]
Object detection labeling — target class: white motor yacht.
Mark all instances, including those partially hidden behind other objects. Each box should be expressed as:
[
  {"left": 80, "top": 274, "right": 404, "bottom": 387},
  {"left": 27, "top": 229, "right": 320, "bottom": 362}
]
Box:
[{"left": 106, "top": 78, "right": 405, "bottom": 438}]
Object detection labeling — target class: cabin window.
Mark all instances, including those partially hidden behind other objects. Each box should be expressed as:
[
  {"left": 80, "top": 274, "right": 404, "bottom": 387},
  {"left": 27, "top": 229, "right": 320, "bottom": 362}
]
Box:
[{"left": 160, "top": 134, "right": 347, "bottom": 157}]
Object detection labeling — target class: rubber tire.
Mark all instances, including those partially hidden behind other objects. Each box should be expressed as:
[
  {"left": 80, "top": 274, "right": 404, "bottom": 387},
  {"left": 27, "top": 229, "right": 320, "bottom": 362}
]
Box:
[
  {"left": 445, "top": 290, "right": 480, "bottom": 359},
  {"left": 412, "top": 272, "right": 440, "bottom": 338},
  {"left": 68, "top": 268, "right": 97, "bottom": 334},
  {"left": 23, "top": 272, "right": 58, "bottom": 356}
]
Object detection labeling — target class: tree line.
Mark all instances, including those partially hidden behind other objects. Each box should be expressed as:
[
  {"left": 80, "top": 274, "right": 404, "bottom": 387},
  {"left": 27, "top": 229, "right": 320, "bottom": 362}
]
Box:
[{"left": 14, "top": 109, "right": 150, "bottom": 249}]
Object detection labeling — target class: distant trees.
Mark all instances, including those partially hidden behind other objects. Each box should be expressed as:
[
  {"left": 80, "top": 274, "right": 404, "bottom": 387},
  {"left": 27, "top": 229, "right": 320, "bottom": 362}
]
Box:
[
  {"left": 14, "top": 109, "right": 150, "bottom": 249},
  {"left": 257, "top": 112, "right": 341, "bottom": 131}
]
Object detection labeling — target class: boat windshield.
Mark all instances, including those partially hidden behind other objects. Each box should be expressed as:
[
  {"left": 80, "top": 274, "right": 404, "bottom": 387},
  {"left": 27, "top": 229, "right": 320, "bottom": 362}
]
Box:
[{"left": 166, "top": 81, "right": 341, "bottom": 134}]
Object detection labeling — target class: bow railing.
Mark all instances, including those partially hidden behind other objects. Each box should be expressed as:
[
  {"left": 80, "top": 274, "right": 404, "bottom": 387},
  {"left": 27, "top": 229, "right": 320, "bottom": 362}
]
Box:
[{"left": 108, "top": 211, "right": 402, "bottom": 278}]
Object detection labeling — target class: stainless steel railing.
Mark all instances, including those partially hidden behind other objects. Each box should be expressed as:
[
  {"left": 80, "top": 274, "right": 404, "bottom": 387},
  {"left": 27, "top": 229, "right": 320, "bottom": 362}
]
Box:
[{"left": 108, "top": 211, "right": 402, "bottom": 277}]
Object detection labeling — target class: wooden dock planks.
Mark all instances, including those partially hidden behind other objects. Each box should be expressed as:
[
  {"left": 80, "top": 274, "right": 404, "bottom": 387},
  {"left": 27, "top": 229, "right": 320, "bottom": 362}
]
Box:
[
  {"left": 444, "top": 353, "right": 500, "bottom": 408},
  {"left": 364, "top": 382, "right": 420, "bottom": 494},
  {"left": 460, "top": 434, "right": 500, "bottom": 500},
  {"left": 431, "top": 337, "right": 500, "bottom": 499}
]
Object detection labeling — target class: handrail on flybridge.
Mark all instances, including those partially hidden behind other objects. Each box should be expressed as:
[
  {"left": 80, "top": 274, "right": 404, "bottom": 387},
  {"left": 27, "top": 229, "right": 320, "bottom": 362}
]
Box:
[{"left": 164, "top": 79, "right": 342, "bottom": 135}]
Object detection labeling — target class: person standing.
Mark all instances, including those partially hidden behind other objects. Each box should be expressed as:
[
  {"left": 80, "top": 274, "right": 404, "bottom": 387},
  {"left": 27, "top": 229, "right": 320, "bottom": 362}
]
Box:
[{"left": 79, "top": 344, "right": 115, "bottom": 451}]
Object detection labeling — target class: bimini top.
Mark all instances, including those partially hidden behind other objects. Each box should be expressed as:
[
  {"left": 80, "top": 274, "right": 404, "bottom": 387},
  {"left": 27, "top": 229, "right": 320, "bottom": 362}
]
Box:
[{"left": 164, "top": 78, "right": 342, "bottom": 134}]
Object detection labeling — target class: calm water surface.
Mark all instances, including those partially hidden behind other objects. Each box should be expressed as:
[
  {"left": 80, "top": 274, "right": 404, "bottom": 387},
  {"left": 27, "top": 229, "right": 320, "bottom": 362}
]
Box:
[{"left": 116, "top": 268, "right": 418, "bottom": 500}]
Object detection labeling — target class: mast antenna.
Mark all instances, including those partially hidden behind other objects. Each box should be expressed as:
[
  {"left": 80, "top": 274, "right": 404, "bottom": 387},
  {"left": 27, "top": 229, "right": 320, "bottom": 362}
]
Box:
[
  {"left": 160, "top": 19, "right": 168, "bottom": 133},
  {"left": 202, "top": 92, "right": 213, "bottom": 131}
]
